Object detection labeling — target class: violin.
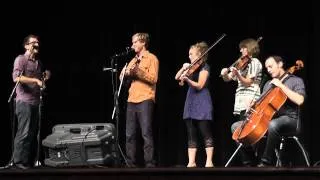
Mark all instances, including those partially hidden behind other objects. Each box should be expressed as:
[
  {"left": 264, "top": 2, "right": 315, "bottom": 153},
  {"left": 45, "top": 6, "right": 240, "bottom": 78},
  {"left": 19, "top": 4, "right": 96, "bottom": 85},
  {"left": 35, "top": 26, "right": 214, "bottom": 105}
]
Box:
[
  {"left": 178, "top": 34, "right": 226, "bottom": 86},
  {"left": 178, "top": 56, "right": 206, "bottom": 86},
  {"left": 221, "top": 37, "right": 263, "bottom": 76},
  {"left": 228, "top": 55, "right": 252, "bottom": 72}
]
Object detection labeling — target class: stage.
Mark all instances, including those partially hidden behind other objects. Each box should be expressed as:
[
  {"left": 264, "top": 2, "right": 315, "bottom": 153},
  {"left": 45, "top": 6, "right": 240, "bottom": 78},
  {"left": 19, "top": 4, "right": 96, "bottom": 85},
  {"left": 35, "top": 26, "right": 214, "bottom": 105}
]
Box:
[
  {"left": 0, "top": 166, "right": 319, "bottom": 180},
  {"left": 2, "top": 2, "right": 320, "bottom": 180}
]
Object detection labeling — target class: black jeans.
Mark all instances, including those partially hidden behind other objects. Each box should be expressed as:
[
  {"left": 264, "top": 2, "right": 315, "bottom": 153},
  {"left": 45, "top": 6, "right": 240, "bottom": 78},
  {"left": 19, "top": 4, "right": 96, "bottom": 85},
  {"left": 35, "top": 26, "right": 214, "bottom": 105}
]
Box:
[
  {"left": 126, "top": 100, "right": 154, "bottom": 166},
  {"left": 13, "top": 101, "right": 39, "bottom": 166},
  {"left": 261, "top": 115, "right": 298, "bottom": 165}
]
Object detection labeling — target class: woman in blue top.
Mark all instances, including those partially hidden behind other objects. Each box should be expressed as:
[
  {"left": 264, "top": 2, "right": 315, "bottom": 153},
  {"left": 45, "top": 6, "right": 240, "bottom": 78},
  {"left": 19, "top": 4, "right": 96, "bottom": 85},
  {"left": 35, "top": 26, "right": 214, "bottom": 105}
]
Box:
[{"left": 175, "top": 41, "right": 214, "bottom": 168}]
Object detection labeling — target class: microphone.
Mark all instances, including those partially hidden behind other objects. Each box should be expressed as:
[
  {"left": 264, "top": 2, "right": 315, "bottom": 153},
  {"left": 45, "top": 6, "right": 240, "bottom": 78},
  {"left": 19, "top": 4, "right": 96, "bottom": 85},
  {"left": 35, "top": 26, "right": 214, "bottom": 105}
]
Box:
[
  {"left": 125, "top": 47, "right": 134, "bottom": 53},
  {"left": 32, "top": 44, "right": 39, "bottom": 49},
  {"left": 113, "top": 47, "right": 134, "bottom": 57},
  {"left": 103, "top": 67, "right": 117, "bottom": 72},
  {"left": 29, "top": 42, "right": 39, "bottom": 49}
]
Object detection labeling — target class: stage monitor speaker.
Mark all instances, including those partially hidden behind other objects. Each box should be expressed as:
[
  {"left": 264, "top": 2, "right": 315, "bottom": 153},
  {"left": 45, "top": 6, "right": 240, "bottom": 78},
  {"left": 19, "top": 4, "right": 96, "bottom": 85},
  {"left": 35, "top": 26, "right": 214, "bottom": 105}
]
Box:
[{"left": 42, "top": 123, "right": 117, "bottom": 167}]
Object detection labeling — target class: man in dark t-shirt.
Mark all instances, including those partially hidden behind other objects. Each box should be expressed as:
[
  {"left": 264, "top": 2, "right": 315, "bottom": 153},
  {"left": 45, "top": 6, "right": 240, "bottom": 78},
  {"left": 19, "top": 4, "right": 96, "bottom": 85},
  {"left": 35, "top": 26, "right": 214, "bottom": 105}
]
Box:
[
  {"left": 258, "top": 55, "right": 305, "bottom": 166},
  {"left": 231, "top": 55, "right": 306, "bottom": 167}
]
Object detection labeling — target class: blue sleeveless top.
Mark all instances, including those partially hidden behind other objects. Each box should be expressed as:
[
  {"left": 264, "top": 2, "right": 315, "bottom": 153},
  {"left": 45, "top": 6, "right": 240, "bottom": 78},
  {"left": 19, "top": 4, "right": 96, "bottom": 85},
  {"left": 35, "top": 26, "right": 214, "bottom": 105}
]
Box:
[{"left": 183, "top": 63, "right": 213, "bottom": 120}]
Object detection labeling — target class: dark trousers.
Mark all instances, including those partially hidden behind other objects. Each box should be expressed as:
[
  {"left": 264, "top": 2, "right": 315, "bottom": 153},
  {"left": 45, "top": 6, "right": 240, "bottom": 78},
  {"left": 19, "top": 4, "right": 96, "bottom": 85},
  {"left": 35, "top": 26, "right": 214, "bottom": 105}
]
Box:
[
  {"left": 126, "top": 100, "right": 154, "bottom": 165},
  {"left": 231, "top": 111, "right": 298, "bottom": 165},
  {"left": 185, "top": 119, "right": 214, "bottom": 148},
  {"left": 13, "top": 101, "right": 39, "bottom": 166},
  {"left": 261, "top": 115, "right": 298, "bottom": 164}
]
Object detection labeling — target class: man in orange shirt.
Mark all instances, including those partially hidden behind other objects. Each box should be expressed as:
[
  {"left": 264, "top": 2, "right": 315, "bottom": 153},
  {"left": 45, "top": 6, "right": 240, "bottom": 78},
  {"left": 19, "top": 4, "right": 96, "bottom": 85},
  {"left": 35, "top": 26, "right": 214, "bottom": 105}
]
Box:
[{"left": 120, "top": 33, "right": 159, "bottom": 168}]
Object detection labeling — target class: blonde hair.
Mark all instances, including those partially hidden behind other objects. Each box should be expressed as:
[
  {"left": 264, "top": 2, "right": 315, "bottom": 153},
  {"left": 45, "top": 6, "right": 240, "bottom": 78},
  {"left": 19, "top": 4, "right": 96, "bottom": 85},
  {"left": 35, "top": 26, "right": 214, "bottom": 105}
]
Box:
[
  {"left": 190, "top": 41, "right": 209, "bottom": 62},
  {"left": 239, "top": 38, "right": 260, "bottom": 58},
  {"left": 132, "top": 33, "right": 150, "bottom": 48}
]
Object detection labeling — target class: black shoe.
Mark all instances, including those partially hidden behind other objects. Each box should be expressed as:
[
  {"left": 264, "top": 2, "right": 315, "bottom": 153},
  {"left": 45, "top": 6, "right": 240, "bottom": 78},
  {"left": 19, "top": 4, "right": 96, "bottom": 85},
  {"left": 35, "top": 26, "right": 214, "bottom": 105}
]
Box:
[
  {"left": 243, "top": 161, "right": 257, "bottom": 167},
  {"left": 15, "top": 164, "right": 30, "bottom": 170},
  {"left": 244, "top": 163, "right": 256, "bottom": 167}
]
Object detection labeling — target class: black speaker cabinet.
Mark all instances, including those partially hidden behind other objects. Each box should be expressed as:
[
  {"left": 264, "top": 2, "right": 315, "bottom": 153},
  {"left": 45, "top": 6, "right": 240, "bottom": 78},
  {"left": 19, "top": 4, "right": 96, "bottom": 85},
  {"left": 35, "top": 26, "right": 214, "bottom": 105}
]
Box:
[{"left": 42, "top": 123, "right": 117, "bottom": 167}]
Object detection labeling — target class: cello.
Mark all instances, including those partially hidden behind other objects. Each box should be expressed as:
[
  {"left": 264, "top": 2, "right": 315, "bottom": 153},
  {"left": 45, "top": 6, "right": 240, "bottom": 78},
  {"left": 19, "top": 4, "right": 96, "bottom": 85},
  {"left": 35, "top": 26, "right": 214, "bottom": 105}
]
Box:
[{"left": 232, "top": 60, "right": 304, "bottom": 146}]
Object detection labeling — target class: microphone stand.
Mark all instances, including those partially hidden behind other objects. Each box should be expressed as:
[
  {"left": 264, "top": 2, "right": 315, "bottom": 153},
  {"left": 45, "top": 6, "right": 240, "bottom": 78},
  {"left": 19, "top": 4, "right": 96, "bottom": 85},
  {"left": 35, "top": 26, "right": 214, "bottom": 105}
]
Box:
[
  {"left": 104, "top": 56, "right": 129, "bottom": 167},
  {"left": 34, "top": 81, "right": 45, "bottom": 167},
  {"left": 111, "top": 63, "right": 127, "bottom": 120}
]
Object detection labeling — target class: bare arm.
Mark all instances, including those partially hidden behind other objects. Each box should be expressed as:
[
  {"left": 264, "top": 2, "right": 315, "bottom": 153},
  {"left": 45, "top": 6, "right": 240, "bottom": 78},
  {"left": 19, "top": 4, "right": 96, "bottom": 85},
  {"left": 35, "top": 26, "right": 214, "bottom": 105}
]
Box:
[
  {"left": 175, "top": 63, "right": 190, "bottom": 80},
  {"left": 234, "top": 71, "right": 254, "bottom": 87},
  {"left": 220, "top": 68, "right": 233, "bottom": 82},
  {"left": 182, "top": 69, "right": 209, "bottom": 90}
]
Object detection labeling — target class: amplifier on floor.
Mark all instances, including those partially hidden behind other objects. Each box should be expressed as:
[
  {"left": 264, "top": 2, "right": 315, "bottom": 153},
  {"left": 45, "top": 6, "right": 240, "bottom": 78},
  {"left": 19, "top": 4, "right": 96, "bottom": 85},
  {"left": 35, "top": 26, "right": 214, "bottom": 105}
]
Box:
[{"left": 42, "top": 123, "right": 117, "bottom": 167}]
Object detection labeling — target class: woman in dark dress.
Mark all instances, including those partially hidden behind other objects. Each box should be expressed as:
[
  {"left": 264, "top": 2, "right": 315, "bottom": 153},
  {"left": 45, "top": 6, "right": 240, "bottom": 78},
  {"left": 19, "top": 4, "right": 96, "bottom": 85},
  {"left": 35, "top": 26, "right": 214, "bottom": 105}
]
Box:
[{"left": 175, "top": 41, "right": 214, "bottom": 168}]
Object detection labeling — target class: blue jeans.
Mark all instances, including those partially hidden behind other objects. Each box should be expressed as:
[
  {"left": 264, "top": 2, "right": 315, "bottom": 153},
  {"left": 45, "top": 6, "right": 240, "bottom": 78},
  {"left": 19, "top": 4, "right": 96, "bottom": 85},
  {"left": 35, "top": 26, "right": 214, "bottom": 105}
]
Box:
[{"left": 126, "top": 100, "right": 155, "bottom": 166}]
